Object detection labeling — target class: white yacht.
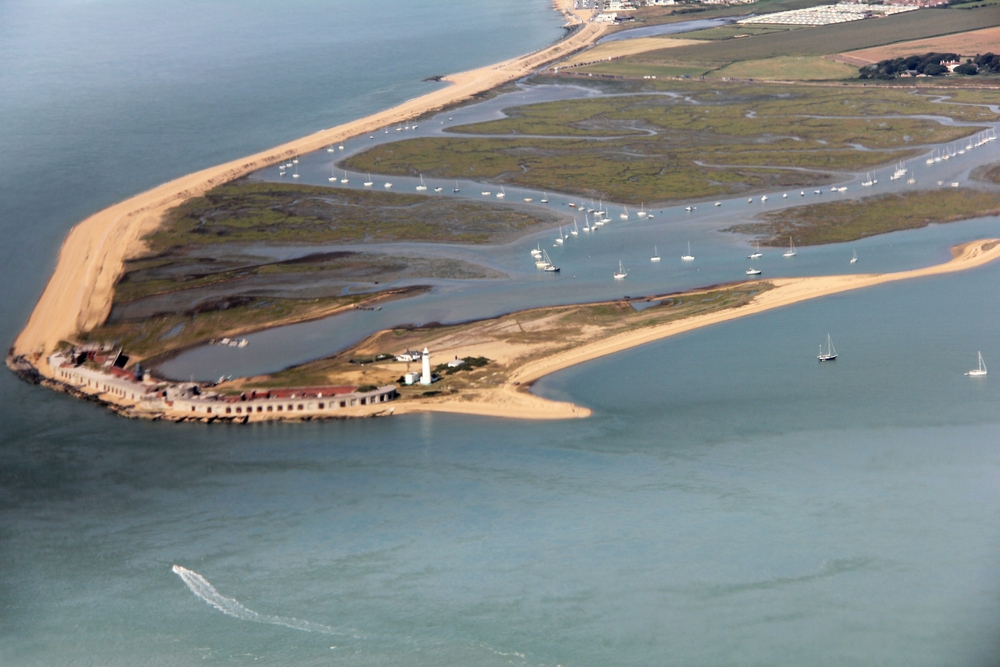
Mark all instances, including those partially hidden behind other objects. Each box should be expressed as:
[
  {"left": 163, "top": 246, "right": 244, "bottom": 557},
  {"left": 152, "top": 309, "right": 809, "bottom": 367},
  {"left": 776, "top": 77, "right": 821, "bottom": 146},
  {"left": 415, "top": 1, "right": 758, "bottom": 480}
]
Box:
[
  {"left": 570, "top": 220, "right": 579, "bottom": 236},
  {"left": 416, "top": 174, "right": 427, "bottom": 191},
  {"left": 384, "top": 182, "right": 392, "bottom": 188},
  {"left": 651, "top": 246, "right": 661, "bottom": 262},
  {"left": 681, "top": 242, "right": 694, "bottom": 262},
  {"left": 746, "top": 267, "right": 762, "bottom": 276},
  {"left": 453, "top": 181, "right": 460, "bottom": 193},
  {"left": 748, "top": 241, "right": 762, "bottom": 259},
  {"left": 541, "top": 249, "right": 559, "bottom": 272},
  {"left": 783, "top": 237, "right": 796, "bottom": 258},
  {"left": 540, "top": 192, "right": 549, "bottom": 204},
  {"left": 364, "top": 173, "right": 374, "bottom": 187},
  {"left": 554, "top": 227, "right": 565, "bottom": 245},
  {"left": 817, "top": 334, "right": 837, "bottom": 361},
  {"left": 613, "top": 260, "right": 627, "bottom": 280},
  {"left": 850, "top": 249, "right": 857, "bottom": 264},
  {"left": 340, "top": 171, "right": 349, "bottom": 184},
  {"left": 620, "top": 206, "right": 629, "bottom": 221},
  {"left": 637, "top": 203, "right": 647, "bottom": 218},
  {"left": 496, "top": 186, "right": 506, "bottom": 199},
  {"left": 966, "top": 351, "right": 987, "bottom": 377}
]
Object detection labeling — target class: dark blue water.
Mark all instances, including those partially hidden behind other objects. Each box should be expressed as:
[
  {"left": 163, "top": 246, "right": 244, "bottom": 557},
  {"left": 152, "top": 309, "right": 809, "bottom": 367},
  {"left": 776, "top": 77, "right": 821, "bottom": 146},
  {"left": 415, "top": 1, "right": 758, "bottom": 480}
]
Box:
[{"left": 4, "top": 2, "right": 1000, "bottom": 666}]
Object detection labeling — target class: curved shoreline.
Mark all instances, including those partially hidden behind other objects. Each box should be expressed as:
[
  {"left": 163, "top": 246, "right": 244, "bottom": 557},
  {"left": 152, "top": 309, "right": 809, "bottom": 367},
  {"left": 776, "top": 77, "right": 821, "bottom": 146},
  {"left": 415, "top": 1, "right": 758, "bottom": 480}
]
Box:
[
  {"left": 10, "top": 239, "right": 999, "bottom": 422},
  {"left": 387, "top": 238, "right": 1000, "bottom": 420},
  {"left": 11, "top": 0, "right": 604, "bottom": 362}
]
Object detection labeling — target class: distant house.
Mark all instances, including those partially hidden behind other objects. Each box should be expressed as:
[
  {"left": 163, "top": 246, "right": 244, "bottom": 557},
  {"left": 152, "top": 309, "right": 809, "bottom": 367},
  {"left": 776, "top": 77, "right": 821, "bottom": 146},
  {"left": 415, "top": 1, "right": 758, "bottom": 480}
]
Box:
[
  {"left": 446, "top": 357, "right": 466, "bottom": 368},
  {"left": 394, "top": 350, "right": 423, "bottom": 362}
]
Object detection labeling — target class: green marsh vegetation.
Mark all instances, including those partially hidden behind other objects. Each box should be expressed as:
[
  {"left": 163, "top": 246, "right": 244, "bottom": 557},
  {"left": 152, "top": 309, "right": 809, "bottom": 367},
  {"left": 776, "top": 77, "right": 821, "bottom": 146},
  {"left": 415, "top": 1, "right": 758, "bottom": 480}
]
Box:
[
  {"left": 146, "top": 180, "right": 563, "bottom": 249},
  {"left": 344, "top": 84, "right": 987, "bottom": 204},
  {"left": 91, "top": 181, "right": 560, "bottom": 359},
  {"left": 726, "top": 188, "right": 1000, "bottom": 245},
  {"left": 82, "top": 286, "right": 428, "bottom": 364}
]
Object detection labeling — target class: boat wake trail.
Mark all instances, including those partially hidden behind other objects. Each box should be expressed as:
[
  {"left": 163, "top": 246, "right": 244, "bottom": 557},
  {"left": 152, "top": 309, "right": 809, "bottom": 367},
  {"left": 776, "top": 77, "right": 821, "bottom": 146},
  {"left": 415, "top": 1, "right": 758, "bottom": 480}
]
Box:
[{"left": 172, "top": 564, "right": 346, "bottom": 636}]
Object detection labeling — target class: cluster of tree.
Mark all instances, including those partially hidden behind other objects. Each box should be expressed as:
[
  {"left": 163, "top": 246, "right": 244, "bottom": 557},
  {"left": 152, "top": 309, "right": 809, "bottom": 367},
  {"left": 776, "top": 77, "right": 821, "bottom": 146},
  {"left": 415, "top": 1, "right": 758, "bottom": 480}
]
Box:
[{"left": 858, "top": 52, "right": 1000, "bottom": 79}]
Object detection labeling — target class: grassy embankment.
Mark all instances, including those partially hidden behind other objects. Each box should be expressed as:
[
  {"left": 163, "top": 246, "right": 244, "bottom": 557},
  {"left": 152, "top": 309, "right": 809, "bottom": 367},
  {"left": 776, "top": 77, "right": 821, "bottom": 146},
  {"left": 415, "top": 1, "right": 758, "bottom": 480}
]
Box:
[
  {"left": 82, "top": 181, "right": 564, "bottom": 361},
  {"left": 237, "top": 282, "right": 771, "bottom": 398},
  {"left": 577, "top": 6, "right": 1000, "bottom": 79},
  {"left": 344, "top": 84, "right": 990, "bottom": 205},
  {"left": 726, "top": 189, "right": 1000, "bottom": 245}
]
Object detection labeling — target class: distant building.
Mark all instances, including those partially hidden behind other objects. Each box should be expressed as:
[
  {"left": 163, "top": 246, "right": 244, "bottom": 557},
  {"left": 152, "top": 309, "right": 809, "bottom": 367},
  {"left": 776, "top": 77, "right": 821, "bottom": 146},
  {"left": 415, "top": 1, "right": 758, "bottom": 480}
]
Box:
[{"left": 446, "top": 357, "right": 466, "bottom": 368}]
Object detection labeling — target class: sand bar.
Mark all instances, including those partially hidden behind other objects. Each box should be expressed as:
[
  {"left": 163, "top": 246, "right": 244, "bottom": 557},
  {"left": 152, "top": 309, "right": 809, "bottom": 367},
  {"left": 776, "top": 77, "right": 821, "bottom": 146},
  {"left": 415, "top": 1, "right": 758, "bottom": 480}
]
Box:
[
  {"left": 389, "top": 239, "right": 1000, "bottom": 420},
  {"left": 12, "top": 0, "right": 606, "bottom": 361}
]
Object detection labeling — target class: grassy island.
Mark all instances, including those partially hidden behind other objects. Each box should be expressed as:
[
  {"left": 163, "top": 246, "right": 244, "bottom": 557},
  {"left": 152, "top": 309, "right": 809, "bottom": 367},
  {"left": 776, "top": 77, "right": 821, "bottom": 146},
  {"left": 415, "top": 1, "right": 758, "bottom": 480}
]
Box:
[
  {"left": 726, "top": 188, "right": 1000, "bottom": 246},
  {"left": 344, "top": 82, "right": 988, "bottom": 204}
]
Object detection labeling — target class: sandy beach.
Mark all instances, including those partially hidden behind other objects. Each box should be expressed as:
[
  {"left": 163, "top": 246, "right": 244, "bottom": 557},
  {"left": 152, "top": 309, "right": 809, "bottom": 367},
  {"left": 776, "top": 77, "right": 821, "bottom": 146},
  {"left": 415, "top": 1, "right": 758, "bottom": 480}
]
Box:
[{"left": 12, "top": 0, "right": 604, "bottom": 363}]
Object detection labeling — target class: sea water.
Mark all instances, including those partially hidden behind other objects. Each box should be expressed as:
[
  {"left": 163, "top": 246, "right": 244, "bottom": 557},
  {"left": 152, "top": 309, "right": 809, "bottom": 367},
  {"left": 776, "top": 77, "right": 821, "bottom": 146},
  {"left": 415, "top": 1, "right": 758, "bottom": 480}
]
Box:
[{"left": 4, "top": 2, "right": 1000, "bottom": 666}]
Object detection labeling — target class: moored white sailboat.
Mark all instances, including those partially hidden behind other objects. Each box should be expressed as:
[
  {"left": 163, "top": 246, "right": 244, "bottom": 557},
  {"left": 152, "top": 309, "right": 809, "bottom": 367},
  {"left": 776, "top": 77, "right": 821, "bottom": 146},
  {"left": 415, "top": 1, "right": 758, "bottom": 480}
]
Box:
[
  {"left": 651, "top": 246, "right": 660, "bottom": 262},
  {"left": 681, "top": 242, "right": 694, "bottom": 262},
  {"left": 817, "top": 334, "right": 837, "bottom": 361},
  {"left": 783, "top": 236, "right": 796, "bottom": 258},
  {"left": 613, "top": 260, "right": 627, "bottom": 279},
  {"left": 966, "top": 351, "right": 987, "bottom": 377}
]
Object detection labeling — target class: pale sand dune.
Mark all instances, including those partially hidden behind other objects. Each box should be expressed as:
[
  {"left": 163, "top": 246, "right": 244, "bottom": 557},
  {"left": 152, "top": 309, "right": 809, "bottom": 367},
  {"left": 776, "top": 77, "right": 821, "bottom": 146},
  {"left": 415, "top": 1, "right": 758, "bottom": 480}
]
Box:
[
  {"left": 391, "top": 239, "right": 1000, "bottom": 420},
  {"left": 13, "top": 0, "right": 605, "bottom": 360}
]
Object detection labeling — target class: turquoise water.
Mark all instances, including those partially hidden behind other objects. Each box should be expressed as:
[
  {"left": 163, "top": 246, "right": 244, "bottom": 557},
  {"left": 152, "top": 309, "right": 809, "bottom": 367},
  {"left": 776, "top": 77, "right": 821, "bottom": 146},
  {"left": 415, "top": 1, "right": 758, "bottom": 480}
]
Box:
[{"left": 5, "top": 2, "right": 1000, "bottom": 666}]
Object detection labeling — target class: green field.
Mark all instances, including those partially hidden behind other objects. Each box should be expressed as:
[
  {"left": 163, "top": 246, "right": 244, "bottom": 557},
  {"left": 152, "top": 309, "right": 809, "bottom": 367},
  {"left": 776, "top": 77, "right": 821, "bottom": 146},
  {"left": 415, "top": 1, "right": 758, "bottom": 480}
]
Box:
[
  {"left": 576, "top": 62, "right": 716, "bottom": 78},
  {"left": 707, "top": 56, "right": 858, "bottom": 81},
  {"left": 681, "top": 25, "right": 801, "bottom": 41},
  {"left": 725, "top": 188, "right": 1000, "bottom": 245},
  {"left": 345, "top": 84, "right": 987, "bottom": 204}
]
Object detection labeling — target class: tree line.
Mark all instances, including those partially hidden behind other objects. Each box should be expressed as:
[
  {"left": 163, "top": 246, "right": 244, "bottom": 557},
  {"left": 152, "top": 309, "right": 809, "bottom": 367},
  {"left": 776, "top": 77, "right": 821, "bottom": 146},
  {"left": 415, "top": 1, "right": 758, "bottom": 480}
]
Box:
[{"left": 859, "top": 52, "right": 1000, "bottom": 79}]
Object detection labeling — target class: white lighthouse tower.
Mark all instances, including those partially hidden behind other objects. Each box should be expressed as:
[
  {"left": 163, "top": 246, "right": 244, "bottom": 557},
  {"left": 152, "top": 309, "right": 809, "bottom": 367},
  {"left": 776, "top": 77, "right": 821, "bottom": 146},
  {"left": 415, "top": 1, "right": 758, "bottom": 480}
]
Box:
[{"left": 420, "top": 347, "right": 432, "bottom": 385}]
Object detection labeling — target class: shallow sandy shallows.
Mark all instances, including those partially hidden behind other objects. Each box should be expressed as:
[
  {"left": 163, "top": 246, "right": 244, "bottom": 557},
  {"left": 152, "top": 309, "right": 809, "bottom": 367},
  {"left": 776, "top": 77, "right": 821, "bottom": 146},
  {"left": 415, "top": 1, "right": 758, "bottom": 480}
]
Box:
[
  {"left": 12, "top": 0, "right": 605, "bottom": 360},
  {"left": 392, "top": 239, "right": 1000, "bottom": 420}
]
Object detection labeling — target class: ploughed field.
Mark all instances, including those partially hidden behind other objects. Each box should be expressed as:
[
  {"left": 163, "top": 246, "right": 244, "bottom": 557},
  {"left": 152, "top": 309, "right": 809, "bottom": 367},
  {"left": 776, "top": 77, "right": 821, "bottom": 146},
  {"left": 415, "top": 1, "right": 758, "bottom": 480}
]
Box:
[
  {"left": 344, "top": 83, "right": 992, "bottom": 204},
  {"left": 82, "top": 181, "right": 564, "bottom": 361}
]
